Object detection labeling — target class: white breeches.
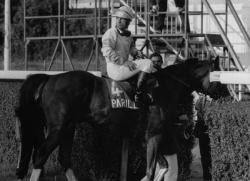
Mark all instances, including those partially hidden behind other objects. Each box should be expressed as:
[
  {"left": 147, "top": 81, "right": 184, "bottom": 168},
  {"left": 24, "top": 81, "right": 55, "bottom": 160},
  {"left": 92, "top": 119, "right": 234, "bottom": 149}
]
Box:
[{"left": 107, "top": 59, "right": 155, "bottom": 81}]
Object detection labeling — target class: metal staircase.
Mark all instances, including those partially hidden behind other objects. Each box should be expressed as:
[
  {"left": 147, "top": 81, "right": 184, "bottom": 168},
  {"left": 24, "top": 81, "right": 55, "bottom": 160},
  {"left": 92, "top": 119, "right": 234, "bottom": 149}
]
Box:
[
  {"left": 118, "top": 0, "right": 211, "bottom": 63},
  {"left": 202, "top": 0, "right": 250, "bottom": 100},
  {"left": 205, "top": 33, "right": 240, "bottom": 100},
  {"left": 118, "top": 0, "right": 185, "bottom": 61},
  {"left": 116, "top": 0, "right": 250, "bottom": 100}
]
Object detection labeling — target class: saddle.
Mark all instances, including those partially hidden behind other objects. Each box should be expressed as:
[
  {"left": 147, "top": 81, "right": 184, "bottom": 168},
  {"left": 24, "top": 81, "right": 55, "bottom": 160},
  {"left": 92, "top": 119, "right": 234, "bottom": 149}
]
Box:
[
  {"left": 104, "top": 75, "right": 157, "bottom": 109},
  {"left": 104, "top": 77, "right": 138, "bottom": 109}
]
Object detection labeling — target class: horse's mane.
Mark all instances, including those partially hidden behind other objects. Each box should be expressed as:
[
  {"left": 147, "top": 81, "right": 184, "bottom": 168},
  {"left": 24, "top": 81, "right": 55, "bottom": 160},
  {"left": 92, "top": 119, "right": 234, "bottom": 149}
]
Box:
[
  {"left": 154, "top": 58, "right": 213, "bottom": 88},
  {"left": 161, "top": 58, "right": 211, "bottom": 74}
]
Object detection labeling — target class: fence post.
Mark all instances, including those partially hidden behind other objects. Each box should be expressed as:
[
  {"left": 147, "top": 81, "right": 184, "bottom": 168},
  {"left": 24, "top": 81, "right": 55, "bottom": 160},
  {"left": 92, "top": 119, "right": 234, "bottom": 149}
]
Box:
[{"left": 4, "top": 0, "right": 11, "bottom": 70}]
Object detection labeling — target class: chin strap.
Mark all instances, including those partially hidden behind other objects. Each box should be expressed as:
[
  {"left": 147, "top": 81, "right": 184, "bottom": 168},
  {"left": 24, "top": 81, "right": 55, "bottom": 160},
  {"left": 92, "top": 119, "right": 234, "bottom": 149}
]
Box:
[{"left": 116, "top": 28, "right": 131, "bottom": 37}]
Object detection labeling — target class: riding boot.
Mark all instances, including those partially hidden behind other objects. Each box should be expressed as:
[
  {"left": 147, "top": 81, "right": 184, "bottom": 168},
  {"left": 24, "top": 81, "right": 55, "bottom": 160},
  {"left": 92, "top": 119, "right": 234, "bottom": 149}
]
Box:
[{"left": 135, "top": 72, "right": 153, "bottom": 106}]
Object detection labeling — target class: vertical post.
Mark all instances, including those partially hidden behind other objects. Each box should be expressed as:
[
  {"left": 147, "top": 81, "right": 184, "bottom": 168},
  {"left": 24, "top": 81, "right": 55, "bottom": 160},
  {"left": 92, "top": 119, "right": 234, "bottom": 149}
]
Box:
[
  {"left": 108, "top": 0, "right": 111, "bottom": 28},
  {"left": 58, "top": 0, "right": 64, "bottom": 71},
  {"left": 201, "top": 0, "right": 203, "bottom": 34},
  {"left": 223, "top": 0, "right": 228, "bottom": 69},
  {"left": 94, "top": 0, "right": 99, "bottom": 70},
  {"left": 96, "top": 0, "right": 101, "bottom": 70},
  {"left": 184, "top": 0, "right": 189, "bottom": 59},
  {"left": 58, "top": 0, "right": 61, "bottom": 39},
  {"left": 111, "top": 0, "right": 115, "bottom": 28},
  {"left": 145, "top": 0, "right": 149, "bottom": 56},
  {"left": 62, "top": 0, "right": 66, "bottom": 71},
  {"left": 98, "top": 0, "right": 101, "bottom": 35},
  {"left": 24, "top": 40, "right": 29, "bottom": 70},
  {"left": 4, "top": 0, "right": 11, "bottom": 70},
  {"left": 135, "top": 0, "right": 138, "bottom": 35},
  {"left": 23, "top": 0, "right": 28, "bottom": 70},
  {"left": 238, "top": 84, "right": 242, "bottom": 101},
  {"left": 225, "top": 0, "right": 228, "bottom": 34}
]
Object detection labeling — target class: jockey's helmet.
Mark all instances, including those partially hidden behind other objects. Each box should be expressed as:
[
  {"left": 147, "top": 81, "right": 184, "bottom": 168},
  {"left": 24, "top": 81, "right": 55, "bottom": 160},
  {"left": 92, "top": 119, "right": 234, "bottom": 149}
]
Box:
[{"left": 113, "top": 6, "right": 135, "bottom": 21}]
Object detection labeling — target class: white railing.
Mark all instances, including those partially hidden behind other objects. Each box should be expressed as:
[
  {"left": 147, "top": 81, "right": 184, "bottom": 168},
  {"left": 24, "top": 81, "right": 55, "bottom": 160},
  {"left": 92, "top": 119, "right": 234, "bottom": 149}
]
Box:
[
  {"left": 0, "top": 71, "right": 102, "bottom": 80},
  {"left": 210, "top": 71, "right": 250, "bottom": 101},
  {"left": 210, "top": 71, "right": 250, "bottom": 85}
]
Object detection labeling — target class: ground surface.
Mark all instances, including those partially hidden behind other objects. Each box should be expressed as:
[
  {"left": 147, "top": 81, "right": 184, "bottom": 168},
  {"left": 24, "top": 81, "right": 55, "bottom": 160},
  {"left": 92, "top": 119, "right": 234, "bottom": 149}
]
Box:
[
  {"left": 0, "top": 140, "right": 203, "bottom": 181},
  {"left": 187, "top": 141, "right": 203, "bottom": 181}
]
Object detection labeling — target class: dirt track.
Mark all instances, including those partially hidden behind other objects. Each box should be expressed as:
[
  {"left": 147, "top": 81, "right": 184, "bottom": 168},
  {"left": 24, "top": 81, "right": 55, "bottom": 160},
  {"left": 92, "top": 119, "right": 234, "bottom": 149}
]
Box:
[{"left": 0, "top": 140, "right": 204, "bottom": 181}]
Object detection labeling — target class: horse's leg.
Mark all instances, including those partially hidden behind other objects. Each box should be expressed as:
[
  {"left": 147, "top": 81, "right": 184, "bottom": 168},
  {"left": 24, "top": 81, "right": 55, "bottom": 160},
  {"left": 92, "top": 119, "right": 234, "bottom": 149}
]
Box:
[
  {"left": 17, "top": 117, "right": 44, "bottom": 181},
  {"left": 151, "top": 162, "right": 167, "bottom": 181},
  {"left": 146, "top": 135, "right": 161, "bottom": 181},
  {"left": 57, "top": 123, "right": 78, "bottom": 181},
  {"left": 30, "top": 128, "right": 62, "bottom": 181},
  {"left": 16, "top": 127, "right": 33, "bottom": 181},
  {"left": 32, "top": 123, "right": 46, "bottom": 178},
  {"left": 144, "top": 106, "right": 165, "bottom": 181},
  {"left": 199, "top": 132, "right": 212, "bottom": 180},
  {"left": 163, "top": 154, "right": 178, "bottom": 181},
  {"left": 29, "top": 96, "right": 73, "bottom": 181},
  {"left": 30, "top": 169, "right": 42, "bottom": 181},
  {"left": 140, "top": 155, "right": 166, "bottom": 181}
]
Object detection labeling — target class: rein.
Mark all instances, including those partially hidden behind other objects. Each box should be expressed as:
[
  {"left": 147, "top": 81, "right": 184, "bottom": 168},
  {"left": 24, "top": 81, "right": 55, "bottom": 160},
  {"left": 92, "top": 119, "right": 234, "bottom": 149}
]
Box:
[
  {"left": 164, "top": 71, "right": 192, "bottom": 89},
  {"left": 162, "top": 62, "right": 211, "bottom": 93}
]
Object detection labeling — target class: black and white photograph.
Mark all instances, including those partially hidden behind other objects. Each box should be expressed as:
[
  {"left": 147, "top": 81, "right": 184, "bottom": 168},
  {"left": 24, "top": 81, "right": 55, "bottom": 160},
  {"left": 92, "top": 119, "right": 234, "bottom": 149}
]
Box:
[{"left": 0, "top": 0, "right": 250, "bottom": 180}]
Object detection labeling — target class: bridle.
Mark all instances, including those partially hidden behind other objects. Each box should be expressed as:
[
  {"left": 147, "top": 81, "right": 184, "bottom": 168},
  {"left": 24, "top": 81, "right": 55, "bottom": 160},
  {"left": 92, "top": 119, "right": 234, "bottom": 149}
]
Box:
[
  {"left": 164, "top": 71, "right": 192, "bottom": 90},
  {"left": 160, "top": 61, "right": 212, "bottom": 103}
]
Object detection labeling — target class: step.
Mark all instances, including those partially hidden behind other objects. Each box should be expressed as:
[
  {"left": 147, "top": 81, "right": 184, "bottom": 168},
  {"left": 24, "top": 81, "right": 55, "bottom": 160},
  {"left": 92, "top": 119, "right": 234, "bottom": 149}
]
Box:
[{"left": 206, "top": 34, "right": 226, "bottom": 47}]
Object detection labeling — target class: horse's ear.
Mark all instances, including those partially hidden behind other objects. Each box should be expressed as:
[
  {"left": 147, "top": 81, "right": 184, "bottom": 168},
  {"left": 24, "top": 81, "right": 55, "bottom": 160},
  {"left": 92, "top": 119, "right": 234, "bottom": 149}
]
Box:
[{"left": 213, "top": 56, "right": 221, "bottom": 71}]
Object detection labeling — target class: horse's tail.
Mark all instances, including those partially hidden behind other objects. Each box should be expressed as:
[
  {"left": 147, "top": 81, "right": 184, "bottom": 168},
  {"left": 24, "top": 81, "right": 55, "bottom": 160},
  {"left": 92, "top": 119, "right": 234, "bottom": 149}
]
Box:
[
  {"left": 15, "top": 74, "right": 49, "bottom": 179},
  {"left": 16, "top": 74, "right": 49, "bottom": 124}
]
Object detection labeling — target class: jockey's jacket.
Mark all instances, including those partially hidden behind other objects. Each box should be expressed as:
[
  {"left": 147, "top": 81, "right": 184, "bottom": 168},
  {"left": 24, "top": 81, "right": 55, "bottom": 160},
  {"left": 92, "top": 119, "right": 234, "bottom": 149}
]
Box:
[{"left": 101, "top": 28, "right": 137, "bottom": 65}]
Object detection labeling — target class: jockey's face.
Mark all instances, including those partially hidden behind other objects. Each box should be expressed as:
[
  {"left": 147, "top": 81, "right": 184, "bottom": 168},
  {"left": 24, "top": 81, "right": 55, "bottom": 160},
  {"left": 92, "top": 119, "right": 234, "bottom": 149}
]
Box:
[
  {"left": 116, "top": 17, "right": 130, "bottom": 31},
  {"left": 151, "top": 56, "right": 163, "bottom": 68}
]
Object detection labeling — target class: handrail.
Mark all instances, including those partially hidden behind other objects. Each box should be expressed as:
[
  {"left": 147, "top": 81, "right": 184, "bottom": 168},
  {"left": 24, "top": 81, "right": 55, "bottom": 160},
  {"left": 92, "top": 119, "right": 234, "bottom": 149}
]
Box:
[
  {"left": 205, "top": 34, "right": 239, "bottom": 101},
  {"left": 119, "top": 0, "right": 185, "bottom": 60},
  {"left": 202, "top": 0, "right": 244, "bottom": 71},
  {"left": 0, "top": 70, "right": 102, "bottom": 80},
  {"left": 227, "top": 0, "right": 250, "bottom": 50},
  {"left": 202, "top": 0, "right": 250, "bottom": 96}
]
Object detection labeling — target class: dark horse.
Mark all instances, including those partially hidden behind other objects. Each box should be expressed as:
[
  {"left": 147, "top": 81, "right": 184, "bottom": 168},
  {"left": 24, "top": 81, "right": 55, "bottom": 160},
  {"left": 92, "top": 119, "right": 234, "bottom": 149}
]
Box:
[{"left": 15, "top": 57, "right": 221, "bottom": 181}]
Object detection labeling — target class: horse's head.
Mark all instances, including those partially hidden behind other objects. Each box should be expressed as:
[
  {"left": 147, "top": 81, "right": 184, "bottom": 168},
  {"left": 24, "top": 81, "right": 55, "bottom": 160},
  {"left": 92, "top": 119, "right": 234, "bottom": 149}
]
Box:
[
  {"left": 154, "top": 56, "right": 228, "bottom": 100},
  {"left": 186, "top": 57, "right": 217, "bottom": 91},
  {"left": 181, "top": 56, "right": 229, "bottom": 98}
]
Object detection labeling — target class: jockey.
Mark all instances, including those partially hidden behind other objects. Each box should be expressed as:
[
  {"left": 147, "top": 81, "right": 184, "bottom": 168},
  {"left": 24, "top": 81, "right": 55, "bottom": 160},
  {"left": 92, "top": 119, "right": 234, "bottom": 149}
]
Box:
[{"left": 101, "top": 6, "right": 157, "bottom": 106}]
